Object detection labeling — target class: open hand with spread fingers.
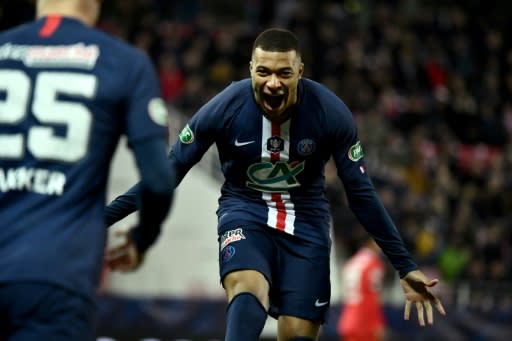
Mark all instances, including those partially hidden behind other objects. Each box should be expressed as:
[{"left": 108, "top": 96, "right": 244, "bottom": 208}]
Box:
[
  {"left": 400, "top": 270, "right": 446, "bottom": 326},
  {"left": 106, "top": 229, "right": 145, "bottom": 272}
]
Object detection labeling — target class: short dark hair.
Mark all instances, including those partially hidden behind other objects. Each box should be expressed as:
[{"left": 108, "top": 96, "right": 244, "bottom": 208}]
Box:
[{"left": 252, "top": 28, "right": 301, "bottom": 57}]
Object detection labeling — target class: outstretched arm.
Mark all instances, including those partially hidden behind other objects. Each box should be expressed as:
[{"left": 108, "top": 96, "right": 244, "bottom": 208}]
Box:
[
  {"left": 105, "top": 182, "right": 140, "bottom": 227},
  {"left": 105, "top": 151, "right": 189, "bottom": 227},
  {"left": 343, "top": 177, "right": 446, "bottom": 325},
  {"left": 400, "top": 270, "right": 446, "bottom": 326},
  {"left": 125, "top": 138, "right": 175, "bottom": 254},
  {"left": 107, "top": 82, "right": 228, "bottom": 270},
  {"left": 105, "top": 150, "right": 191, "bottom": 271},
  {"left": 328, "top": 96, "right": 446, "bottom": 326},
  {"left": 344, "top": 175, "right": 418, "bottom": 278}
]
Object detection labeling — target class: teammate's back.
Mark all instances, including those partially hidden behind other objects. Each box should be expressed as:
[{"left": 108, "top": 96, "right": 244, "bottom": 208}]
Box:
[{"left": 0, "top": 1, "right": 173, "bottom": 340}]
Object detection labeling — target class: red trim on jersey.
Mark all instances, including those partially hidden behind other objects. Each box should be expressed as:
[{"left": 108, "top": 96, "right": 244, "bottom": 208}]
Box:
[
  {"left": 272, "top": 193, "right": 287, "bottom": 230},
  {"left": 39, "top": 15, "right": 62, "bottom": 37},
  {"left": 270, "top": 122, "right": 286, "bottom": 230}
]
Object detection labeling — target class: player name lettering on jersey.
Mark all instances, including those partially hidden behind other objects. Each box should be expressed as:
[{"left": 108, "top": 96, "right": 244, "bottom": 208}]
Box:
[
  {"left": 0, "top": 167, "right": 66, "bottom": 196},
  {"left": 0, "top": 43, "right": 99, "bottom": 69}
]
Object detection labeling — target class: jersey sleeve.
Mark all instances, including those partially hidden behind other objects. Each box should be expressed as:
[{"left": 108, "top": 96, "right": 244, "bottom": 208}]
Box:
[
  {"left": 129, "top": 139, "right": 174, "bottom": 253},
  {"left": 170, "top": 84, "right": 235, "bottom": 168},
  {"left": 124, "top": 50, "right": 169, "bottom": 145},
  {"left": 330, "top": 102, "right": 418, "bottom": 278},
  {"left": 110, "top": 49, "right": 173, "bottom": 251}
]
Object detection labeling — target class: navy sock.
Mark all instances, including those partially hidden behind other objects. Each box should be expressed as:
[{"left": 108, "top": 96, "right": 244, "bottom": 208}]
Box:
[{"left": 224, "top": 292, "right": 267, "bottom": 341}]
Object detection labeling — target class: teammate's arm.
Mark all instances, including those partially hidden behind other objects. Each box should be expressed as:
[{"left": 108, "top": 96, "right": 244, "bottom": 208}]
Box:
[
  {"left": 128, "top": 138, "right": 175, "bottom": 253},
  {"left": 104, "top": 185, "right": 138, "bottom": 226},
  {"left": 105, "top": 138, "right": 174, "bottom": 272},
  {"left": 105, "top": 151, "right": 189, "bottom": 227},
  {"left": 105, "top": 140, "right": 200, "bottom": 271}
]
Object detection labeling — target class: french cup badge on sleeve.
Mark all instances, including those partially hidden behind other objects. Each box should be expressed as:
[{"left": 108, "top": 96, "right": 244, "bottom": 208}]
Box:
[
  {"left": 179, "top": 124, "right": 194, "bottom": 144},
  {"left": 348, "top": 141, "right": 364, "bottom": 161}
]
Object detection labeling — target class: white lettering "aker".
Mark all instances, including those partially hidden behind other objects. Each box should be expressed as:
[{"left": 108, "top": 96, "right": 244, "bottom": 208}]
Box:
[{"left": 0, "top": 167, "right": 66, "bottom": 196}]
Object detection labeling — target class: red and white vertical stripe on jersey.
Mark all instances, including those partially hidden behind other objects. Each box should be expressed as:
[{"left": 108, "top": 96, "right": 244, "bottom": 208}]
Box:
[{"left": 261, "top": 118, "right": 296, "bottom": 234}]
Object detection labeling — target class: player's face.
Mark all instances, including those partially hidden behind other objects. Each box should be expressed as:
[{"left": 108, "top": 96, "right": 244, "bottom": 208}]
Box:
[{"left": 250, "top": 48, "right": 304, "bottom": 123}]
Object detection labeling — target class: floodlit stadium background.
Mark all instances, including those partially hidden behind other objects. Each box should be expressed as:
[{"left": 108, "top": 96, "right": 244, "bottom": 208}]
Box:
[{"left": 2, "top": 0, "right": 512, "bottom": 340}]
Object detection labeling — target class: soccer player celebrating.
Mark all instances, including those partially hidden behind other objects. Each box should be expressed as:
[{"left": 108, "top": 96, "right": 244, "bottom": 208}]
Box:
[
  {"left": 0, "top": 1, "right": 174, "bottom": 340},
  {"left": 106, "top": 28, "right": 446, "bottom": 341}
]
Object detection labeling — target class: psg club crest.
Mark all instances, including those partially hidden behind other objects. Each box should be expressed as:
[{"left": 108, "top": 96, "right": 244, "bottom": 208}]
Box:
[
  {"left": 266, "top": 136, "right": 284, "bottom": 153},
  {"left": 297, "top": 138, "right": 316, "bottom": 156},
  {"left": 221, "top": 245, "right": 236, "bottom": 263}
]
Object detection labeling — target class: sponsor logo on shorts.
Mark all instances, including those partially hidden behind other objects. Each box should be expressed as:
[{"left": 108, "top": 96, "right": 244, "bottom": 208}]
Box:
[
  {"left": 220, "top": 228, "right": 245, "bottom": 251},
  {"left": 297, "top": 138, "right": 316, "bottom": 156},
  {"left": 221, "top": 245, "right": 236, "bottom": 263}
]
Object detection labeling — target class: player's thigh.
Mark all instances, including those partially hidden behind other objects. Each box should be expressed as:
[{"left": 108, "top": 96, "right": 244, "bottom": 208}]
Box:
[
  {"left": 0, "top": 282, "right": 95, "bottom": 341},
  {"left": 223, "top": 270, "right": 270, "bottom": 306},
  {"left": 271, "top": 234, "right": 331, "bottom": 323},
  {"left": 218, "top": 224, "right": 276, "bottom": 302},
  {"left": 277, "top": 314, "right": 321, "bottom": 341}
]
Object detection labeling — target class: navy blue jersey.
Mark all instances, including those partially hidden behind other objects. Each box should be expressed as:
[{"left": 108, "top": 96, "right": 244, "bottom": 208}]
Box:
[
  {"left": 0, "top": 17, "right": 169, "bottom": 300},
  {"left": 172, "top": 78, "right": 417, "bottom": 276}
]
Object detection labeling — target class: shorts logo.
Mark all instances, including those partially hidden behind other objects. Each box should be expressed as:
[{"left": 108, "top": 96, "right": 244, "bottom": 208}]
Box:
[
  {"left": 220, "top": 228, "right": 246, "bottom": 251},
  {"left": 179, "top": 124, "right": 194, "bottom": 144},
  {"left": 297, "top": 138, "right": 315, "bottom": 156},
  {"left": 221, "top": 245, "right": 236, "bottom": 263},
  {"left": 348, "top": 141, "right": 364, "bottom": 161}
]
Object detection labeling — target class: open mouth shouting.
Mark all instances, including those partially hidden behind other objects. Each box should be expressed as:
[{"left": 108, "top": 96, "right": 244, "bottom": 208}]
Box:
[{"left": 262, "top": 92, "right": 286, "bottom": 113}]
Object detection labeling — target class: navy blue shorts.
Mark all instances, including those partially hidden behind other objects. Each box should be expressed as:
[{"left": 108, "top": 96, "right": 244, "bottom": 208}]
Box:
[
  {"left": 0, "top": 282, "right": 96, "bottom": 341},
  {"left": 218, "top": 223, "right": 331, "bottom": 323}
]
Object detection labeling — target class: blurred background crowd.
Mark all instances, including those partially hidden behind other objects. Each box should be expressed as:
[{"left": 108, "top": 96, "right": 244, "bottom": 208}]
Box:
[{"left": 3, "top": 0, "right": 512, "bottom": 316}]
